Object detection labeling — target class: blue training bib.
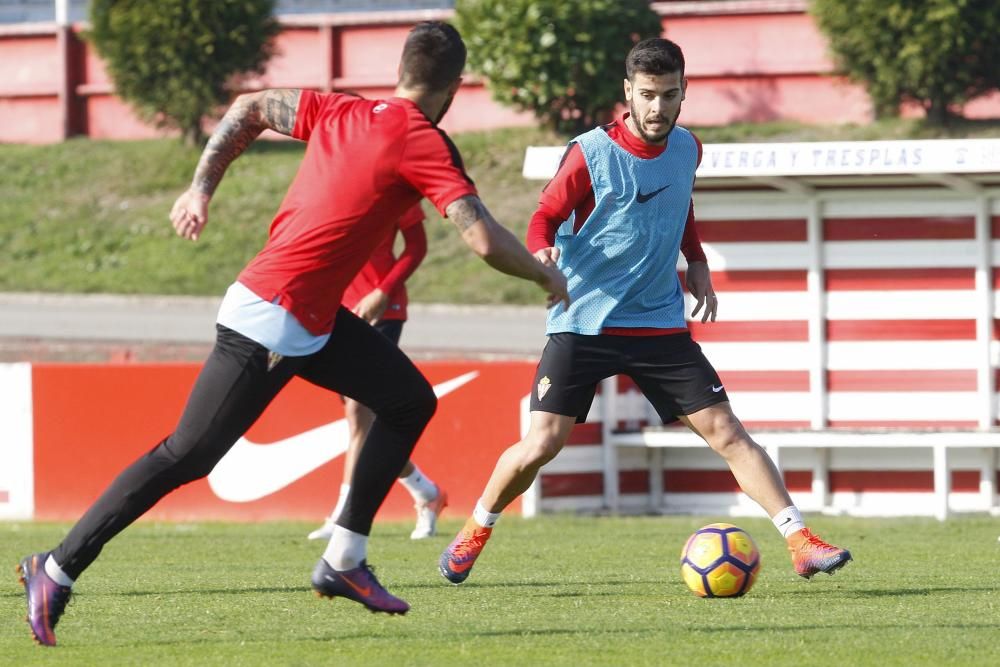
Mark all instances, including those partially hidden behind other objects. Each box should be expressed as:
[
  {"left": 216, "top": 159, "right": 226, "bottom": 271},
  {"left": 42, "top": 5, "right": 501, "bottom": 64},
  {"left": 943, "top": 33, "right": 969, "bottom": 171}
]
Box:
[{"left": 546, "top": 125, "right": 698, "bottom": 335}]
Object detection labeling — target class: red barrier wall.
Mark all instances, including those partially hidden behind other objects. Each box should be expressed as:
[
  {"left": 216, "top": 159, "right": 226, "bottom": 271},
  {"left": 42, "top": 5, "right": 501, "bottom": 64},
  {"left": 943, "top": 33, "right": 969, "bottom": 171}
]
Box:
[
  {"left": 3, "top": 2, "right": 997, "bottom": 144},
  {"left": 31, "top": 361, "right": 535, "bottom": 522}
]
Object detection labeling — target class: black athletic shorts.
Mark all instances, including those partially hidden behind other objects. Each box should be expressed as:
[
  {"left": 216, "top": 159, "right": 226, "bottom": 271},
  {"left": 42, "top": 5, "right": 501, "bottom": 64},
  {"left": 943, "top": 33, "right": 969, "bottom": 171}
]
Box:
[
  {"left": 529, "top": 332, "right": 729, "bottom": 423},
  {"left": 337, "top": 318, "right": 404, "bottom": 404},
  {"left": 373, "top": 318, "right": 404, "bottom": 345}
]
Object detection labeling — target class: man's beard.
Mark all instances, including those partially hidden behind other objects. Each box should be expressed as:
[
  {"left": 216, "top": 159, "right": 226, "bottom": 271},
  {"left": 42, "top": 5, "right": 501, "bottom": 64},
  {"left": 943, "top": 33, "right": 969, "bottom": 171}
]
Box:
[{"left": 628, "top": 100, "right": 678, "bottom": 144}]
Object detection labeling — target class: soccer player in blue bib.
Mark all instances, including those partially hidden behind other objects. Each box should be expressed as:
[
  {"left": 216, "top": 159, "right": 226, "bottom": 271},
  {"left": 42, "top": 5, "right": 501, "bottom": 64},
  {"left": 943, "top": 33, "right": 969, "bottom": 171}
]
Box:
[{"left": 440, "top": 38, "right": 852, "bottom": 585}]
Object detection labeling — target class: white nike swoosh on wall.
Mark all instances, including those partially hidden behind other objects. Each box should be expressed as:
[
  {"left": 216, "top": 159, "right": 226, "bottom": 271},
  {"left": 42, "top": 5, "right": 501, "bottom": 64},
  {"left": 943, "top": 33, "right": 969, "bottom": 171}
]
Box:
[{"left": 207, "top": 371, "right": 479, "bottom": 502}]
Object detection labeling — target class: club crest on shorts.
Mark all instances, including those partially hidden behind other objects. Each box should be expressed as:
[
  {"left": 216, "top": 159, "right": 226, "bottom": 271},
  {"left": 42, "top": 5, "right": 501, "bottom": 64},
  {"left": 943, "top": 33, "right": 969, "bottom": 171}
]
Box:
[
  {"left": 537, "top": 376, "right": 551, "bottom": 400},
  {"left": 267, "top": 350, "right": 283, "bottom": 372}
]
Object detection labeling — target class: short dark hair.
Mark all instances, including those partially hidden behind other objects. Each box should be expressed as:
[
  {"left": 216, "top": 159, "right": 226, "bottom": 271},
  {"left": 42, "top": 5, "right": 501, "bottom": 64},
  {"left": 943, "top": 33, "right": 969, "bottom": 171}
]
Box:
[
  {"left": 399, "top": 21, "right": 467, "bottom": 91},
  {"left": 625, "top": 38, "right": 685, "bottom": 80}
]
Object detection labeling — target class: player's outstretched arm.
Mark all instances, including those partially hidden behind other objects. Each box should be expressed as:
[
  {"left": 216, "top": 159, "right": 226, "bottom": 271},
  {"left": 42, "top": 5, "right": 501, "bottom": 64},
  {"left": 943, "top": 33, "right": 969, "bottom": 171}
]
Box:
[
  {"left": 446, "top": 195, "right": 570, "bottom": 308},
  {"left": 170, "top": 89, "right": 302, "bottom": 241},
  {"left": 192, "top": 89, "right": 301, "bottom": 197}
]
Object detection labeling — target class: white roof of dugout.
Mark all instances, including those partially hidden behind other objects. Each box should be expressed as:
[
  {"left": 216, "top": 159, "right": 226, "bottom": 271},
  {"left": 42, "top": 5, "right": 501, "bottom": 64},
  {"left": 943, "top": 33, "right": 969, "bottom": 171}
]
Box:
[{"left": 523, "top": 138, "right": 1000, "bottom": 196}]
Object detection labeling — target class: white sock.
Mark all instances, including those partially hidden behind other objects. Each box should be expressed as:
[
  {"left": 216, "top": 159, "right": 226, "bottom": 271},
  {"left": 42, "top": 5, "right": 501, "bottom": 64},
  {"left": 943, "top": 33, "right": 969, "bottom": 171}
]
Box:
[
  {"left": 329, "top": 483, "right": 351, "bottom": 522},
  {"left": 323, "top": 525, "right": 368, "bottom": 571},
  {"left": 773, "top": 506, "right": 806, "bottom": 538},
  {"left": 473, "top": 500, "right": 501, "bottom": 528},
  {"left": 45, "top": 555, "right": 74, "bottom": 587},
  {"left": 399, "top": 464, "right": 437, "bottom": 504}
]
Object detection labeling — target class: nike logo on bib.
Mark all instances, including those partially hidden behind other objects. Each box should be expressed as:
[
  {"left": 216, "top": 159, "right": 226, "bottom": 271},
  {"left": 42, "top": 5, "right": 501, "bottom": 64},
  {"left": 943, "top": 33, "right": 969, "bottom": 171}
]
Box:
[
  {"left": 207, "top": 371, "right": 479, "bottom": 502},
  {"left": 636, "top": 184, "right": 671, "bottom": 203}
]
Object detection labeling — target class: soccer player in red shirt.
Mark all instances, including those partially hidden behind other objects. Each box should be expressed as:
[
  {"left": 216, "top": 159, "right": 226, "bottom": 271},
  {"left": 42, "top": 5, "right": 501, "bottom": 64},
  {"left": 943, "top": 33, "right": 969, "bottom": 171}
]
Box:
[
  {"left": 440, "top": 38, "right": 851, "bottom": 587},
  {"left": 17, "top": 22, "right": 568, "bottom": 645},
  {"left": 306, "top": 203, "right": 449, "bottom": 542}
]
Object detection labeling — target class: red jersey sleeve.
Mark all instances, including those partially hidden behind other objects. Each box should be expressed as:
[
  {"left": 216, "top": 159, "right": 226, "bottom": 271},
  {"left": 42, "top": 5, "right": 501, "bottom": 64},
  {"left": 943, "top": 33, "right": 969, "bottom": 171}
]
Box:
[
  {"left": 396, "top": 202, "right": 425, "bottom": 231},
  {"left": 527, "top": 143, "right": 594, "bottom": 251},
  {"left": 399, "top": 125, "right": 477, "bottom": 217},
  {"left": 292, "top": 90, "right": 346, "bottom": 141},
  {"left": 680, "top": 201, "right": 706, "bottom": 263},
  {"left": 681, "top": 132, "right": 706, "bottom": 263},
  {"left": 378, "top": 220, "right": 427, "bottom": 296},
  {"left": 526, "top": 203, "right": 565, "bottom": 253},
  {"left": 538, "top": 143, "right": 592, "bottom": 221}
]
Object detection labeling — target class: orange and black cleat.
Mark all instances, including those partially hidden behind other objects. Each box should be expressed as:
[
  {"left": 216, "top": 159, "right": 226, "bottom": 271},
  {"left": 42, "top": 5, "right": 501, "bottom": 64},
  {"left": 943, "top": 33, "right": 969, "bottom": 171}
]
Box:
[
  {"left": 439, "top": 518, "right": 493, "bottom": 585},
  {"left": 787, "top": 528, "right": 853, "bottom": 579}
]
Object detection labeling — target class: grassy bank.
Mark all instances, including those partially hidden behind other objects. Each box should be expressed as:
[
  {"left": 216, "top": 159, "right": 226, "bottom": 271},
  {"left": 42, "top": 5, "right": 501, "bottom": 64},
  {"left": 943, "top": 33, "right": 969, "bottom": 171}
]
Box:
[{"left": 2, "top": 118, "right": 998, "bottom": 304}]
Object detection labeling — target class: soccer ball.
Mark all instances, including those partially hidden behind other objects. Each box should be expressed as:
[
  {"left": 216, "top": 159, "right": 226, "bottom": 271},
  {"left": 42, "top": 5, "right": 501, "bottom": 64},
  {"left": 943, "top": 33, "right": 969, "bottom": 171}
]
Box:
[{"left": 680, "top": 523, "right": 761, "bottom": 598}]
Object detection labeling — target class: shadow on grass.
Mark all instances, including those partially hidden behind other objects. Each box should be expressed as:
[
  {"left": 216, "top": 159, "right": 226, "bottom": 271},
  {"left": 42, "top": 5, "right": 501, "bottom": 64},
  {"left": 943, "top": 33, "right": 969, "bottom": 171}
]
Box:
[
  {"left": 775, "top": 585, "right": 998, "bottom": 598},
  {"left": 116, "top": 625, "right": 653, "bottom": 648},
  {"left": 109, "top": 585, "right": 307, "bottom": 597},
  {"left": 410, "top": 578, "right": 661, "bottom": 591},
  {"left": 542, "top": 590, "right": 623, "bottom": 598},
  {"left": 853, "top": 586, "right": 1000, "bottom": 597},
  {"left": 691, "top": 622, "right": 1000, "bottom": 633},
  {"left": 468, "top": 627, "right": 631, "bottom": 639},
  {"left": 83, "top": 578, "right": 661, "bottom": 598}
]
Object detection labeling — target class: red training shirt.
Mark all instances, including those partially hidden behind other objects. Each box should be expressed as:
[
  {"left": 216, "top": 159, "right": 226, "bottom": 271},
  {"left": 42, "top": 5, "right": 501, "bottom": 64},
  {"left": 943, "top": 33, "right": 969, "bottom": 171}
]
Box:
[
  {"left": 341, "top": 202, "right": 426, "bottom": 322},
  {"left": 238, "top": 92, "right": 477, "bottom": 335},
  {"left": 527, "top": 112, "right": 706, "bottom": 336}
]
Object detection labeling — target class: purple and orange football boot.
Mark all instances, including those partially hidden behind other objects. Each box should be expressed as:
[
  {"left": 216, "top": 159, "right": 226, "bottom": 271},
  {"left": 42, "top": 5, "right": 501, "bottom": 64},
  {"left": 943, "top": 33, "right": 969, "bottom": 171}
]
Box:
[
  {"left": 787, "top": 528, "right": 852, "bottom": 579},
  {"left": 311, "top": 558, "right": 409, "bottom": 615},
  {"left": 17, "top": 552, "right": 72, "bottom": 646},
  {"left": 439, "top": 518, "right": 492, "bottom": 584}
]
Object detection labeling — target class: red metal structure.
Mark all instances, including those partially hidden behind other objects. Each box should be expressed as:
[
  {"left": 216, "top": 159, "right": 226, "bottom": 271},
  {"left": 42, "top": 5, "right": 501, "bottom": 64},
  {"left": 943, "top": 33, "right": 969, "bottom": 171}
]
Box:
[
  {"left": 4, "top": 0, "right": 998, "bottom": 145},
  {"left": 0, "top": 8, "right": 535, "bottom": 143}
]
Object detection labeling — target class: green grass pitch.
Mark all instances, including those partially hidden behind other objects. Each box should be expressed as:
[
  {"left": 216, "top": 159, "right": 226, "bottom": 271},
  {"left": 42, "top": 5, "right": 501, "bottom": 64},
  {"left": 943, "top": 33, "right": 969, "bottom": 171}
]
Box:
[{"left": 2, "top": 516, "right": 998, "bottom": 666}]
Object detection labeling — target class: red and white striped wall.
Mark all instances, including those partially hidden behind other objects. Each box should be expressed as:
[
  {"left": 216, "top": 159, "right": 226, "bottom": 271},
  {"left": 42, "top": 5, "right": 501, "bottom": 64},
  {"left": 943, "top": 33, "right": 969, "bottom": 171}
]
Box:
[{"left": 524, "top": 185, "right": 1000, "bottom": 518}]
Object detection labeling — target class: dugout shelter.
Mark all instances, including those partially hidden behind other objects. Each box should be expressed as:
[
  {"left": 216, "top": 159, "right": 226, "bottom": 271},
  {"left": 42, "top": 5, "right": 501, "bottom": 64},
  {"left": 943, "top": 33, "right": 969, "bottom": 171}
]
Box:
[{"left": 521, "top": 138, "right": 1000, "bottom": 520}]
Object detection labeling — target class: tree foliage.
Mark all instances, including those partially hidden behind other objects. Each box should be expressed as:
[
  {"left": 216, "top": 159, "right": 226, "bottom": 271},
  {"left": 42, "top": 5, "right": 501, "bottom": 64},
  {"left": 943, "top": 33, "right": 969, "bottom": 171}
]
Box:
[
  {"left": 811, "top": 0, "right": 1000, "bottom": 124},
  {"left": 88, "top": 0, "right": 280, "bottom": 144},
  {"left": 454, "top": 0, "right": 662, "bottom": 133}
]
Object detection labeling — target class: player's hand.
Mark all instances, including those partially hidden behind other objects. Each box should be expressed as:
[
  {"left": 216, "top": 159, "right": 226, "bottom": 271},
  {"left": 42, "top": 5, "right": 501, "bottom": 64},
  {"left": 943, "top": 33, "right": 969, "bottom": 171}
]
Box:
[
  {"left": 537, "top": 263, "right": 570, "bottom": 309},
  {"left": 686, "top": 261, "right": 718, "bottom": 323},
  {"left": 353, "top": 288, "right": 390, "bottom": 324},
  {"left": 533, "top": 246, "right": 560, "bottom": 268},
  {"left": 169, "top": 188, "right": 211, "bottom": 241}
]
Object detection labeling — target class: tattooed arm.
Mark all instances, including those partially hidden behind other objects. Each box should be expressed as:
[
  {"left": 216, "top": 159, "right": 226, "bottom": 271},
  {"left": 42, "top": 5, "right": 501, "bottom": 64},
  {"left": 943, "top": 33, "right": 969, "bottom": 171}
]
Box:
[
  {"left": 169, "top": 89, "right": 301, "bottom": 240},
  {"left": 445, "top": 195, "right": 570, "bottom": 307}
]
